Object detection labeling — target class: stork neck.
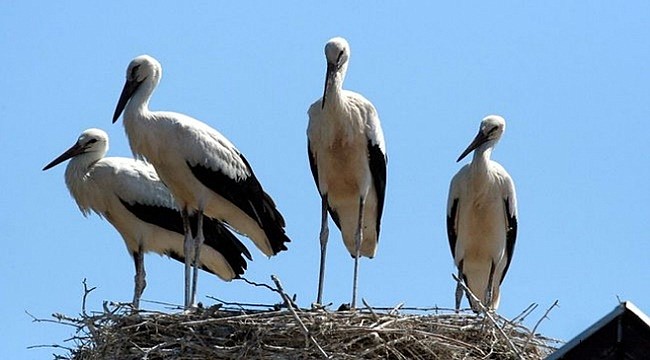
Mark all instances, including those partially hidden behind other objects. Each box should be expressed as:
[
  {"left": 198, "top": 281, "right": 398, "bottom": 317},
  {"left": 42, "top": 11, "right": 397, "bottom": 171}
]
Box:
[
  {"left": 126, "top": 80, "right": 155, "bottom": 119},
  {"left": 64, "top": 153, "right": 100, "bottom": 198},
  {"left": 471, "top": 143, "right": 494, "bottom": 169},
  {"left": 324, "top": 78, "right": 345, "bottom": 110},
  {"left": 323, "top": 62, "right": 350, "bottom": 111}
]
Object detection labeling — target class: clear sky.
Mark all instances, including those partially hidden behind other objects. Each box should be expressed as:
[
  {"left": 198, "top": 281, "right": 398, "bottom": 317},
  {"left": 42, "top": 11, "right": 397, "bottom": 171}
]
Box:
[{"left": 2, "top": 1, "right": 649, "bottom": 358}]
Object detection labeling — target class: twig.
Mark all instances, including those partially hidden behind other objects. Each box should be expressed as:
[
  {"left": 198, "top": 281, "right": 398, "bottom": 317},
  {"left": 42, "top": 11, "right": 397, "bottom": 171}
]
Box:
[
  {"left": 362, "top": 298, "right": 379, "bottom": 321},
  {"left": 140, "top": 299, "right": 184, "bottom": 310},
  {"left": 139, "top": 341, "right": 170, "bottom": 360},
  {"left": 452, "top": 274, "right": 524, "bottom": 360},
  {"left": 206, "top": 296, "right": 278, "bottom": 309},
  {"left": 76, "top": 279, "right": 101, "bottom": 341},
  {"left": 271, "top": 275, "right": 330, "bottom": 359},
  {"left": 241, "top": 276, "right": 300, "bottom": 309},
  {"left": 358, "top": 305, "right": 453, "bottom": 313},
  {"left": 26, "top": 343, "right": 74, "bottom": 352},
  {"left": 81, "top": 278, "right": 96, "bottom": 317},
  {"left": 389, "top": 302, "right": 405, "bottom": 315},
  {"left": 239, "top": 276, "right": 281, "bottom": 294},
  {"left": 510, "top": 303, "right": 538, "bottom": 325},
  {"left": 25, "top": 311, "right": 79, "bottom": 327},
  {"left": 523, "top": 300, "right": 559, "bottom": 350}
]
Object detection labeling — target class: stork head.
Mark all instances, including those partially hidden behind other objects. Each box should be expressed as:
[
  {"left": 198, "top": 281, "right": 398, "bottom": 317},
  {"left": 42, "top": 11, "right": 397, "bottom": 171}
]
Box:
[
  {"left": 321, "top": 37, "right": 351, "bottom": 109},
  {"left": 43, "top": 128, "right": 109, "bottom": 170},
  {"left": 112, "top": 55, "right": 162, "bottom": 123},
  {"left": 457, "top": 115, "right": 506, "bottom": 162}
]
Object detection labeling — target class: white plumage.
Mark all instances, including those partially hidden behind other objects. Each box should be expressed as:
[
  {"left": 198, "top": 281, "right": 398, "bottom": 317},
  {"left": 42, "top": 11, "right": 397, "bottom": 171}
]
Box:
[
  {"left": 447, "top": 115, "right": 518, "bottom": 311},
  {"left": 112, "top": 55, "right": 291, "bottom": 307},
  {"left": 43, "top": 129, "right": 251, "bottom": 309},
  {"left": 307, "top": 37, "right": 387, "bottom": 308}
]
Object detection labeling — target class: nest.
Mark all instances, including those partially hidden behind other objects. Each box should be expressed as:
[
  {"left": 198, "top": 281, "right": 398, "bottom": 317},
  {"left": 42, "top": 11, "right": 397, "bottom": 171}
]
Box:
[{"left": 36, "top": 278, "right": 561, "bottom": 360}]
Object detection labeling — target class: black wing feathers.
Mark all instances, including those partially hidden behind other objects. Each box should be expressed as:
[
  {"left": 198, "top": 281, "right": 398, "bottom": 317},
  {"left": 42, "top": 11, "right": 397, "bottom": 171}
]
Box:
[
  {"left": 200, "top": 216, "right": 252, "bottom": 276},
  {"left": 188, "top": 154, "right": 290, "bottom": 255},
  {"left": 447, "top": 198, "right": 459, "bottom": 258},
  {"left": 367, "top": 141, "right": 387, "bottom": 238},
  {"left": 307, "top": 141, "right": 319, "bottom": 190},
  {"left": 500, "top": 198, "right": 518, "bottom": 284},
  {"left": 120, "top": 199, "right": 181, "bottom": 234},
  {"left": 119, "top": 199, "right": 251, "bottom": 276}
]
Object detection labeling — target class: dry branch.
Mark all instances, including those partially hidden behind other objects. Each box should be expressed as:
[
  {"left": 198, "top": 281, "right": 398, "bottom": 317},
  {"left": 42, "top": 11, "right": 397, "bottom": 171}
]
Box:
[
  {"left": 452, "top": 273, "right": 523, "bottom": 359},
  {"left": 523, "top": 300, "right": 559, "bottom": 350},
  {"left": 271, "top": 275, "right": 329, "bottom": 359}
]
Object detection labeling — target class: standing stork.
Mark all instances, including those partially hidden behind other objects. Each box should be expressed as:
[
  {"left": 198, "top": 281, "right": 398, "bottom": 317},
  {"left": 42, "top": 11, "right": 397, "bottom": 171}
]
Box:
[
  {"left": 446, "top": 115, "right": 518, "bottom": 311},
  {"left": 112, "top": 55, "right": 291, "bottom": 308},
  {"left": 307, "top": 37, "right": 387, "bottom": 308},
  {"left": 43, "top": 129, "right": 252, "bottom": 309}
]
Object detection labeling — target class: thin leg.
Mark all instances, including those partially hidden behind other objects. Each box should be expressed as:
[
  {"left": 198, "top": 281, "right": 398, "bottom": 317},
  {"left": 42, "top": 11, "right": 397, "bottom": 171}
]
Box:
[
  {"left": 454, "top": 260, "right": 464, "bottom": 313},
  {"left": 485, "top": 262, "right": 496, "bottom": 310},
  {"left": 190, "top": 210, "right": 205, "bottom": 307},
  {"left": 181, "top": 208, "right": 193, "bottom": 308},
  {"left": 316, "top": 195, "right": 329, "bottom": 305},
  {"left": 132, "top": 247, "right": 146, "bottom": 310},
  {"left": 351, "top": 196, "right": 365, "bottom": 309}
]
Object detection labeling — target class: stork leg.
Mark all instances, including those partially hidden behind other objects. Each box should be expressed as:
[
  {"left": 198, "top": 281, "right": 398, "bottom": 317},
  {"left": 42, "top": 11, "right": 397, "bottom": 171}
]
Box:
[
  {"left": 454, "top": 260, "right": 464, "bottom": 313},
  {"left": 316, "top": 195, "right": 329, "bottom": 305},
  {"left": 132, "top": 246, "right": 146, "bottom": 310},
  {"left": 181, "top": 208, "right": 193, "bottom": 308},
  {"left": 190, "top": 210, "right": 205, "bottom": 306},
  {"left": 351, "top": 196, "right": 366, "bottom": 309},
  {"left": 485, "top": 261, "right": 496, "bottom": 310}
]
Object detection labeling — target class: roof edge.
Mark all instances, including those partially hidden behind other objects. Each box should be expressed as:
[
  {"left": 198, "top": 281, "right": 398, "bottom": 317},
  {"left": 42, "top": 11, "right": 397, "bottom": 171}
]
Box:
[{"left": 546, "top": 301, "right": 649, "bottom": 360}]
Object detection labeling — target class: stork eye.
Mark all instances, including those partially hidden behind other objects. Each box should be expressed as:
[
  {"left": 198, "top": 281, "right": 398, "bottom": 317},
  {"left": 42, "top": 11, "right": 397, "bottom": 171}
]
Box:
[
  {"left": 88, "top": 138, "right": 98, "bottom": 144},
  {"left": 337, "top": 51, "right": 344, "bottom": 63},
  {"left": 129, "top": 65, "right": 141, "bottom": 79}
]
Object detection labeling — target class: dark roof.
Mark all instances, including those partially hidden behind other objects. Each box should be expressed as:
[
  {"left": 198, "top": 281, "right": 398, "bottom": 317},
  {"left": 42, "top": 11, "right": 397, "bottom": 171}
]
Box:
[{"left": 548, "top": 301, "right": 650, "bottom": 360}]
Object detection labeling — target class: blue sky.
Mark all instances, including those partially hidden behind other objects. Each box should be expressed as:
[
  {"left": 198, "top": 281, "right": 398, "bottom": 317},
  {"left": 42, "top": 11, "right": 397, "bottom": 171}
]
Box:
[{"left": 2, "top": 1, "right": 649, "bottom": 358}]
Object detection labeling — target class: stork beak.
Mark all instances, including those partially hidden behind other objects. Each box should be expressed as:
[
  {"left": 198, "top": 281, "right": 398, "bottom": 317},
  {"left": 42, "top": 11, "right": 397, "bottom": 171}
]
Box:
[
  {"left": 321, "top": 62, "right": 336, "bottom": 110},
  {"left": 43, "top": 142, "right": 84, "bottom": 171},
  {"left": 112, "top": 78, "right": 142, "bottom": 123},
  {"left": 457, "top": 130, "right": 489, "bottom": 162}
]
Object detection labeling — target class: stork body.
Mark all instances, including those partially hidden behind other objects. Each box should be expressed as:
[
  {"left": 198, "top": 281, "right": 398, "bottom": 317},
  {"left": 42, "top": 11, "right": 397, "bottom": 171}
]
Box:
[
  {"left": 447, "top": 115, "right": 518, "bottom": 311},
  {"left": 307, "top": 37, "right": 387, "bottom": 308},
  {"left": 112, "top": 55, "right": 290, "bottom": 307},
  {"left": 43, "top": 129, "right": 251, "bottom": 309}
]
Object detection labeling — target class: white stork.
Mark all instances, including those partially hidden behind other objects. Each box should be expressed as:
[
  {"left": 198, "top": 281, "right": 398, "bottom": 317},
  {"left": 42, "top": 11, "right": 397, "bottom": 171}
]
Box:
[
  {"left": 112, "top": 55, "right": 291, "bottom": 307},
  {"left": 307, "top": 37, "right": 387, "bottom": 308},
  {"left": 43, "top": 128, "right": 252, "bottom": 309},
  {"left": 446, "top": 115, "right": 518, "bottom": 311}
]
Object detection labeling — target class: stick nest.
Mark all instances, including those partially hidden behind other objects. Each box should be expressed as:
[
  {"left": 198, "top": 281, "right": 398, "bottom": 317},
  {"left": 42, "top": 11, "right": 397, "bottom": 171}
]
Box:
[{"left": 48, "top": 300, "right": 559, "bottom": 360}]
